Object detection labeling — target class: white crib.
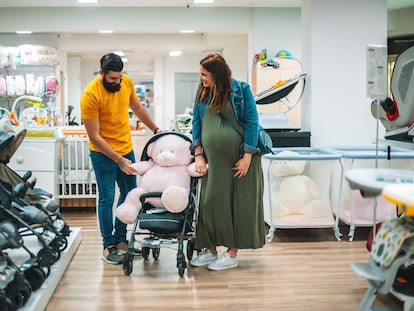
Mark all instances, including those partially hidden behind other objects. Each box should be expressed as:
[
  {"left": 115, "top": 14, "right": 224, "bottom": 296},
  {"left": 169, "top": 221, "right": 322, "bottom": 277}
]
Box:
[{"left": 57, "top": 129, "right": 97, "bottom": 208}]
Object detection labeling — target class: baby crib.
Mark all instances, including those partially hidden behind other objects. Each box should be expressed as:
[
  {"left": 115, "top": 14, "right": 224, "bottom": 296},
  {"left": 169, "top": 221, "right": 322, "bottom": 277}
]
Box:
[{"left": 57, "top": 128, "right": 96, "bottom": 208}]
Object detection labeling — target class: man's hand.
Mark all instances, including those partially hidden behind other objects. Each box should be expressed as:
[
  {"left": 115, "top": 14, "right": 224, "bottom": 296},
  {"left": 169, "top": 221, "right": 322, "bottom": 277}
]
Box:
[{"left": 116, "top": 157, "right": 137, "bottom": 175}]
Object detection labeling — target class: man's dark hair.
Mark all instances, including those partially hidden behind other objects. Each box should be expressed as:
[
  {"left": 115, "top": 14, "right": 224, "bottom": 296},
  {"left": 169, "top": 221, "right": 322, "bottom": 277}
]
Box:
[{"left": 100, "top": 53, "right": 123, "bottom": 73}]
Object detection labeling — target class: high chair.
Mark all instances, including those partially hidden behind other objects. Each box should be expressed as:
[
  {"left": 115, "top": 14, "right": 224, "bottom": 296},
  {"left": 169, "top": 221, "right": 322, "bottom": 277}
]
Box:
[{"left": 351, "top": 183, "right": 414, "bottom": 311}]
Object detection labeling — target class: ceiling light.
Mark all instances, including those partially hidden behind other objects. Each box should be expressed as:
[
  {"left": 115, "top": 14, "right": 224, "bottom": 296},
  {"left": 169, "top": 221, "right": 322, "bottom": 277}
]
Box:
[
  {"left": 180, "top": 30, "right": 195, "bottom": 33},
  {"left": 193, "top": 0, "right": 214, "bottom": 3},
  {"left": 113, "top": 51, "right": 125, "bottom": 56},
  {"left": 169, "top": 50, "right": 182, "bottom": 57},
  {"left": 98, "top": 30, "right": 113, "bottom": 34},
  {"left": 16, "top": 30, "right": 33, "bottom": 34},
  {"left": 78, "top": 0, "right": 98, "bottom": 3},
  {"left": 121, "top": 57, "right": 128, "bottom": 63}
]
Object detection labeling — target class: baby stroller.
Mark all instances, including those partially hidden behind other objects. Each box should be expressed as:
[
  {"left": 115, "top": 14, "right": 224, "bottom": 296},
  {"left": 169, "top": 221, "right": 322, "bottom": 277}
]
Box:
[
  {"left": 121, "top": 132, "right": 200, "bottom": 277},
  {"left": 0, "top": 127, "right": 70, "bottom": 247}
]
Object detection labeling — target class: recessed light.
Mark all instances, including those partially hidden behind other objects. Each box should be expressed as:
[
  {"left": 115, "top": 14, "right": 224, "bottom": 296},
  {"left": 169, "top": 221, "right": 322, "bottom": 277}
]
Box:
[
  {"left": 193, "top": 0, "right": 214, "bottom": 3},
  {"left": 121, "top": 57, "right": 128, "bottom": 63},
  {"left": 98, "top": 30, "right": 113, "bottom": 34},
  {"left": 169, "top": 50, "right": 182, "bottom": 57},
  {"left": 180, "top": 30, "right": 195, "bottom": 33},
  {"left": 16, "top": 30, "right": 33, "bottom": 34},
  {"left": 113, "top": 51, "right": 125, "bottom": 56},
  {"left": 78, "top": 0, "right": 98, "bottom": 3}
]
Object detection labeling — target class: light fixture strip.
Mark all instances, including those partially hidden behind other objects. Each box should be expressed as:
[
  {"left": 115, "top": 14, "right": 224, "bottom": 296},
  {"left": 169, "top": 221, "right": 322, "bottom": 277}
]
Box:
[
  {"left": 169, "top": 50, "right": 183, "bottom": 57},
  {"left": 193, "top": 0, "right": 214, "bottom": 4},
  {"left": 78, "top": 0, "right": 98, "bottom": 3},
  {"left": 16, "top": 30, "right": 33, "bottom": 34}
]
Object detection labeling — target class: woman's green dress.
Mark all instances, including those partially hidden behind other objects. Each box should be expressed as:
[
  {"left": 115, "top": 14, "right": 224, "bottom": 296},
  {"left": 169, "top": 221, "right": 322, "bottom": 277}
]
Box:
[{"left": 194, "top": 103, "right": 265, "bottom": 250}]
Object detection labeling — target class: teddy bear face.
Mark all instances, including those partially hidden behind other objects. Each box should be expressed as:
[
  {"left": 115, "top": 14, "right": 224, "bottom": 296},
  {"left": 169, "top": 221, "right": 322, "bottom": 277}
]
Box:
[
  {"left": 270, "top": 150, "right": 307, "bottom": 177},
  {"left": 147, "top": 134, "right": 193, "bottom": 167}
]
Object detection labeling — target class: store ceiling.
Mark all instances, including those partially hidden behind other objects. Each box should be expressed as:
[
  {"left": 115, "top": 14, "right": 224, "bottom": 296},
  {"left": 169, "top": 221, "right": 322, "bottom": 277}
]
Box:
[
  {"left": 0, "top": 0, "right": 412, "bottom": 10},
  {"left": 0, "top": 0, "right": 412, "bottom": 80}
]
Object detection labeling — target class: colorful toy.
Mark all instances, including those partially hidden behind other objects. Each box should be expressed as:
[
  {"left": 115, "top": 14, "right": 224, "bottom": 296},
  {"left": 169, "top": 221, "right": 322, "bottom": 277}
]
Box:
[{"left": 276, "top": 49, "right": 293, "bottom": 58}]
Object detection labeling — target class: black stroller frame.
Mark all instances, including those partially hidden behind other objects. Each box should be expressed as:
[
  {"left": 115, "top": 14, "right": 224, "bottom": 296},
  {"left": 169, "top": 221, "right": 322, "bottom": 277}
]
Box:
[
  {"left": 0, "top": 183, "right": 57, "bottom": 311},
  {"left": 0, "top": 168, "right": 70, "bottom": 255},
  {"left": 0, "top": 130, "right": 70, "bottom": 263},
  {"left": 0, "top": 127, "right": 73, "bottom": 309},
  {"left": 0, "top": 220, "right": 33, "bottom": 311},
  {"left": 0, "top": 183, "right": 61, "bottom": 274},
  {"left": 122, "top": 132, "right": 199, "bottom": 277}
]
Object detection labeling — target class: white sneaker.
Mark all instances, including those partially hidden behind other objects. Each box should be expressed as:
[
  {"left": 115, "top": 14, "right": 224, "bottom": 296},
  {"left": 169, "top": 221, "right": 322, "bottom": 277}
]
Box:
[
  {"left": 208, "top": 252, "right": 238, "bottom": 271},
  {"left": 190, "top": 250, "right": 218, "bottom": 267}
]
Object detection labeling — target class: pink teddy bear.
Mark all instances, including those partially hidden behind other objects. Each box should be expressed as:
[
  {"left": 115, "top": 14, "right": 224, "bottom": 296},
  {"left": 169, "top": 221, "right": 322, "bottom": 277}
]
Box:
[{"left": 116, "top": 133, "right": 206, "bottom": 224}]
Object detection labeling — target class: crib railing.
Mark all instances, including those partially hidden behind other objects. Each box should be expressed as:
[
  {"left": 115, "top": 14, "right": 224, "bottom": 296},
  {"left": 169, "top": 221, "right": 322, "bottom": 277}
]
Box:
[{"left": 57, "top": 129, "right": 97, "bottom": 207}]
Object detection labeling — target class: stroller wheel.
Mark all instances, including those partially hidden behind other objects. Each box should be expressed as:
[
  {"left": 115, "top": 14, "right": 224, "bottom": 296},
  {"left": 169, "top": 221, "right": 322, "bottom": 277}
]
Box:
[
  {"left": 178, "top": 261, "right": 186, "bottom": 277},
  {"left": 152, "top": 248, "right": 160, "bottom": 260},
  {"left": 122, "top": 257, "right": 133, "bottom": 276},
  {"left": 186, "top": 239, "right": 194, "bottom": 261},
  {"left": 142, "top": 247, "right": 150, "bottom": 260},
  {"left": 19, "top": 278, "right": 32, "bottom": 306},
  {"left": 6, "top": 278, "right": 32, "bottom": 309},
  {"left": 60, "top": 223, "right": 71, "bottom": 237},
  {"left": 0, "top": 295, "right": 13, "bottom": 311},
  {"left": 24, "top": 266, "right": 46, "bottom": 291},
  {"left": 50, "top": 235, "right": 68, "bottom": 252},
  {"left": 37, "top": 247, "right": 59, "bottom": 267}
]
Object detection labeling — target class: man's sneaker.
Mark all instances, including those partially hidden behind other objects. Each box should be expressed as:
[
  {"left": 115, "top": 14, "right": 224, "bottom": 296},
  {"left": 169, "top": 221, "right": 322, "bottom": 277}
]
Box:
[
  {"left": 208, "top": 252, "right": 238, "bottom": 271},
  {"left": 190, "top": 250, "right": 218, "bottom": 267},
  {"left": 116, "top": 241, "right": 142, "bottom": 256},
  {"left": 102, "top": 245, "right": 123, "bottom": 265}
]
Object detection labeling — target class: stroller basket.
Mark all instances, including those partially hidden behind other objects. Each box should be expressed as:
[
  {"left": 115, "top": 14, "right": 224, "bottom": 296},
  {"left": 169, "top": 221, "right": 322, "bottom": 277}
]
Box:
[{"left": 139, "top": 208, "right": 193, "bottom": 235}]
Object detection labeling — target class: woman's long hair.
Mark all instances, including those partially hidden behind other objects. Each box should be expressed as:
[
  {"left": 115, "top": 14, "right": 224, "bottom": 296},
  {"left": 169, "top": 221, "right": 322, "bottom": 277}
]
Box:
[{"left": 196, "top": 53, "right": 232, "bottom": 113}]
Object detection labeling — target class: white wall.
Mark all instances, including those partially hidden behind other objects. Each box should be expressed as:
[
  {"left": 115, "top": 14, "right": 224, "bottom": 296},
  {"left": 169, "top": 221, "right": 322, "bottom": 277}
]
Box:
[
  {"left": 301, "top": 0, "right": 388, "bottom": 146},
  {"left": 1, "top": 4, "right": 413, "bottom": 147},
  {"left": 250, "top": 8, "right": 302, "bottom": 62}
]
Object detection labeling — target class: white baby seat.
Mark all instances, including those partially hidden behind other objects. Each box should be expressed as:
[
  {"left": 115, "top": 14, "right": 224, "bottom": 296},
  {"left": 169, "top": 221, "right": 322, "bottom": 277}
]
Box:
[
  {"left": 373, "top": 45, "right": 414, "bottom": 142},
  {"left": 350, "top": 183, "right": 414, "bottom": 311}
]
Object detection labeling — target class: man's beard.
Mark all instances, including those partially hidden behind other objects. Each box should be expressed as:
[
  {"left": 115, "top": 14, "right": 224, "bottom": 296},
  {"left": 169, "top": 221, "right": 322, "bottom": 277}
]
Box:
[{"left": 102, "top": 76, "right": 121, "bottom": 93}]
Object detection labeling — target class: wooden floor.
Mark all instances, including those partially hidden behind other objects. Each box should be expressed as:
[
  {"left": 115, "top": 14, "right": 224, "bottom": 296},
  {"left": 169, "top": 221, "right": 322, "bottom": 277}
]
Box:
[{"left": 45, "top": 209, "right": 404, "bottom": 311}]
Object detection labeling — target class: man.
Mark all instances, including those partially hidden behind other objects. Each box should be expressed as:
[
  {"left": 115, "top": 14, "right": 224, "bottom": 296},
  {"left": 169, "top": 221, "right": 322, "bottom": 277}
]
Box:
[{"left": 80, "top": 53, "right": 161, "bottom": 264}]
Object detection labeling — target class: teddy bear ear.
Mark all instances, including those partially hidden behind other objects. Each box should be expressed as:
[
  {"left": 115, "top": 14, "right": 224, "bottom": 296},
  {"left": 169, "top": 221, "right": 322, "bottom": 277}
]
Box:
[{"left": 146, "top": 141, "right": 155, "bottom": 157}]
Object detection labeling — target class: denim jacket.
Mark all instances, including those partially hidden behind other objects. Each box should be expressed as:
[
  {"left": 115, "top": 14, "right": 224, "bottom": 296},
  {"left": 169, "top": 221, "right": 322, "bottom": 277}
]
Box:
[{"left": 191, "top": 79, "right": 259, "bottom": 154}]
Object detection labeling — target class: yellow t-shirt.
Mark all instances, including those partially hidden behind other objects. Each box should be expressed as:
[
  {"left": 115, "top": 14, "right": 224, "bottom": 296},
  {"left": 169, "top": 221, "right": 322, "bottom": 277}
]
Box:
[{"left": 80, "top": 74, "right": 137, "bottom": 155}]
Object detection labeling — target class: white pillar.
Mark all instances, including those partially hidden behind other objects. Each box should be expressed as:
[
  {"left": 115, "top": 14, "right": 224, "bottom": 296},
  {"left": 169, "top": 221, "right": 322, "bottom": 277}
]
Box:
[{"left": 301, "top": 0, "right": 388, "bottom": 146}]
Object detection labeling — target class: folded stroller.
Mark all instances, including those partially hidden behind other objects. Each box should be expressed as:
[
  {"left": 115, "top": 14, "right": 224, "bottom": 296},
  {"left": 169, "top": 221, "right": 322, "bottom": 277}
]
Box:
[
  {"left": 121, "top": 132, "right": 200, "bottom": 277},
  {"left": 0, "top": 128, "right": 70, "bottom": 247}
]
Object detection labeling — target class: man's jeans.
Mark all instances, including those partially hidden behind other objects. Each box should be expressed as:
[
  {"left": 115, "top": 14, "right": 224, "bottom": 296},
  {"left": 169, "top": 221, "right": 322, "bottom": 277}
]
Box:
[{"left": 90, "top": 150, "right": 137, "bottom": 249}]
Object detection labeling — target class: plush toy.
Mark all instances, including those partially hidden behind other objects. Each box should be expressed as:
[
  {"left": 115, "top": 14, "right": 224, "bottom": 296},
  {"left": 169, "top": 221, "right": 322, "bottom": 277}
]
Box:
[
  {"left": 116, "top": 133, "right": 206, "bottom": 224},
  {"left": 269, "top": 150, "right": 331, "bottom": 219}
]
